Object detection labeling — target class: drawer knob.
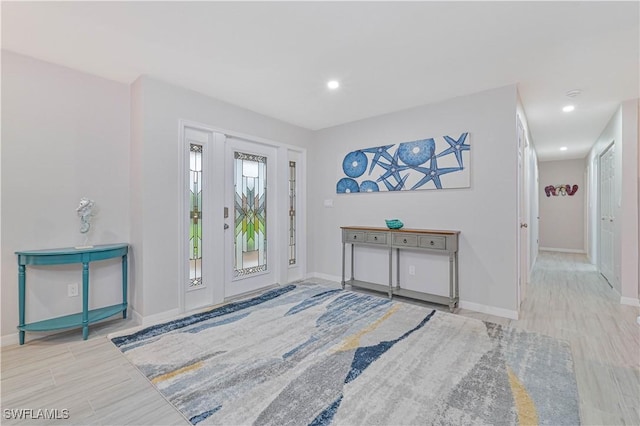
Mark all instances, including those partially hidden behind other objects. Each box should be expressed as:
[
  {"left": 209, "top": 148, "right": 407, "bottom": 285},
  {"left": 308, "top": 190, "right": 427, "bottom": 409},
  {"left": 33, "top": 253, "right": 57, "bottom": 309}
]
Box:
[
  {"left": 403, "top": 238, "right": 407, "bottom": 243},
  {"left": 374, "top": 236, "right": 378, "bottom": 240},
  {"left": 430, "top": 241, "right": 435, "bottom": 246},
  {"left": 353, "top": 235, "right": 357, "bottom": 240}
]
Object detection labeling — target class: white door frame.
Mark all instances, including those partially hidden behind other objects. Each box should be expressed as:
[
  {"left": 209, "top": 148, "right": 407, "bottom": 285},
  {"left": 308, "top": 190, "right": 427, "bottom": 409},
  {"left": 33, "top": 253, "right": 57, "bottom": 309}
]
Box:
[
  {"left": 516, "top": 116, "right": 530, "bottom": 309},
  {"left": 178, "top": 119, "right": 307, "bottom": 313},
  {"left": 598, "top": 141, "right": 615, "bottom": 288},
  {"left": 179, "top": 124, "right": 226, "bottom": 312}
]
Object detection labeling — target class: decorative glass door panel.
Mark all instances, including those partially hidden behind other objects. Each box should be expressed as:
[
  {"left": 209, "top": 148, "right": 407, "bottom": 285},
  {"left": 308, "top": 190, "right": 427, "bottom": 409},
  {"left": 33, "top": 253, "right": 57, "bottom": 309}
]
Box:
[
  {"left": 183, "top": 127, "right": 221, "bottom": 313},
  {"left": 233, "top": 152, "right": 267, "bottom": 278},
  {"left": 289, "top": 161, "right": 296, "bottom": 265},
  {"left": 189, "top": 144, "right": 204, "bottom": 289}
]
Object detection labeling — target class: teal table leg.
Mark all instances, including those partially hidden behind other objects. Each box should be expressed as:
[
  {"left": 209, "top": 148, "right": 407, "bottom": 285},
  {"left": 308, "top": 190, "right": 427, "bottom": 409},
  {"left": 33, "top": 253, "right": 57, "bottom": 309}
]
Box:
[
  {"left": 122, "top": 253, "right": 128, "bottom": 319},
  {"left": 82, "top": 262, "right": 89, "bottom": 340},
  {"left": 18, "top": 263, "right": 26, "bottom": 345}
]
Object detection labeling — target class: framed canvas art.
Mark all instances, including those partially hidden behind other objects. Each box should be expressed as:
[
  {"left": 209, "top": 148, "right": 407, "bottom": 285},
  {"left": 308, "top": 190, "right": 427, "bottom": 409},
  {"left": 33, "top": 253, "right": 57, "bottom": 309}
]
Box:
[{"left": 337, "top": 132, "right": 470, "bottom": 193}]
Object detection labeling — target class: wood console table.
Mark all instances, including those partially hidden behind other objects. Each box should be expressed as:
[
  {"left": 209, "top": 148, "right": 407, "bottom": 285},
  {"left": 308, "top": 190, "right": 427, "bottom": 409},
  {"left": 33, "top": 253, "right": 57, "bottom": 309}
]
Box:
[
  {"left": 16, "top": 243, "right": 129, "bottom": 345},
  {"left": 341, "top": 226, "right": 459, "bottom": 311}
]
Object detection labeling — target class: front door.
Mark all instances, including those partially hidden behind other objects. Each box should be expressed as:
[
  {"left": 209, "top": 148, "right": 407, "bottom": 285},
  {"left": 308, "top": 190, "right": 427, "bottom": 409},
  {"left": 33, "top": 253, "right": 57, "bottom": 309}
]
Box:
[
  {"left": 183, "top": 126, "right": 278, "bottom": 312},
  {"left": 224, "top": 137, "right": 277, "bottom": 298}
]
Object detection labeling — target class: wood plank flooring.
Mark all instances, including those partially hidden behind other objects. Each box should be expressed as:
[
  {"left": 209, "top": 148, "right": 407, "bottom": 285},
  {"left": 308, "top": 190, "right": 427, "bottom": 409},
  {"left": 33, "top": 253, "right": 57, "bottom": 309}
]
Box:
[
  {"left": 512, "top": 252, "right": 640, "bottom": 425},
  {"left": 1, "top": 251, "right": 638, "bottom": 425}
]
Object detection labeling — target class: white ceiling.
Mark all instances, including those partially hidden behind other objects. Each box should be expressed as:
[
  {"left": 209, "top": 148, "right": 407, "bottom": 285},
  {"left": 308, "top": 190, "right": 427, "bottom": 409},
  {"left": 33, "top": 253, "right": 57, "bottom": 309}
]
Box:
[{"left": 2, "top": 1, "right": 638, "bottom": 161}]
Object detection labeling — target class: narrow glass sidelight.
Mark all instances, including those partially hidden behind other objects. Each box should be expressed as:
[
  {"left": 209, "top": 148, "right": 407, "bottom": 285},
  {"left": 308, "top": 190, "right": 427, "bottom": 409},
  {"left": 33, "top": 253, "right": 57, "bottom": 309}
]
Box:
[
  {"left": 289, "top": 161, "right": 296, "bottom": 265},
  {"left": 234, "top": 152, "right": 267, "bottom": 277},
  {"left": 189, "top": 144, "right": 204, "bottom": 289}
]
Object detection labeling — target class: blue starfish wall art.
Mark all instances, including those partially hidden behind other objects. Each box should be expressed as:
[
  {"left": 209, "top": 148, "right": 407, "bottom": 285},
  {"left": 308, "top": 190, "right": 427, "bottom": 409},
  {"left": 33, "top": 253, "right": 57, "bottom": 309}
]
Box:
[{"left": 336, "top": 133, "right": 470, "bottom": 193}]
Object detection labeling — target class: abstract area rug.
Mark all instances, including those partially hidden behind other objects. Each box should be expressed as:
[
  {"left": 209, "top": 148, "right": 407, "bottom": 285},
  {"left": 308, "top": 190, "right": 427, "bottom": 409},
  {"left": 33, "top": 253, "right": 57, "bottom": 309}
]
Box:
[{"left": 110, "top": 283, "right": 580, "bottom": 425}]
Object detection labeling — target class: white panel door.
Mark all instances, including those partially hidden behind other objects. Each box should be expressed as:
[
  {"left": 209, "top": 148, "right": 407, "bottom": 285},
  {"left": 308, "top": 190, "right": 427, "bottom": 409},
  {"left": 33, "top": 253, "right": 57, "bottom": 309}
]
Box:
[
  {"left": 517, "top": 117, "right": 529, "bottom": 307},
  {"left": 599, "top": 143, "right": 615, "bottom": 287}
]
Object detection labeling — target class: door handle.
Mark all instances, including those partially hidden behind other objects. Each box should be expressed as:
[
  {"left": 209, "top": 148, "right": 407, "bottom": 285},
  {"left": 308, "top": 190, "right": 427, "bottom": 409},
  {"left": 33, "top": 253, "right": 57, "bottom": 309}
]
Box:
[{"left": 520, "top": 223, "right": 528, "bottom": 228}]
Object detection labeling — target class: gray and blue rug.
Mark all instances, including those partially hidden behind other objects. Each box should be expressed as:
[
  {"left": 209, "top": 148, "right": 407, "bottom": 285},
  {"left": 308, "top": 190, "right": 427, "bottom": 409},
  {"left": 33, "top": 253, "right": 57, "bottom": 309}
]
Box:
[{"left": 110, "top": 283, "right": 580, "bottom": 425}]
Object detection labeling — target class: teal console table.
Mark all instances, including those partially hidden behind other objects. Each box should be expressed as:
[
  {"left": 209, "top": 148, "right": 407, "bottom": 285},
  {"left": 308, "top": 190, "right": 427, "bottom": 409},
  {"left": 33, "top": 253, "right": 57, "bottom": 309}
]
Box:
[{"left": 16, "top": 243, "right": 128, "bottom": 345}]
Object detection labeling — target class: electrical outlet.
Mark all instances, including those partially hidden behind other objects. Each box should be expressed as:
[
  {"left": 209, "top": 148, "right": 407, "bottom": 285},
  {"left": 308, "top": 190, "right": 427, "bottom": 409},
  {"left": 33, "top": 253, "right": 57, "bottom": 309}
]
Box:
[
  {"left": 408, "top": 265, "right": 415, "bottom": 276},
  {"left": 67, "top": 283, "right": 79, "bottom": 297}
]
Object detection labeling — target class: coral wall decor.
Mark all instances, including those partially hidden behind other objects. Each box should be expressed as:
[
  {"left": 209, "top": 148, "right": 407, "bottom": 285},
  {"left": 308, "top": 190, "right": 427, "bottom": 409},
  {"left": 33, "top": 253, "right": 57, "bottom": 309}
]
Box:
[
  {"left": 336, "top": 132, "right": 470, "bottom": 193},
  {"left": 544, "top": 184, "right": 579, "bottom": 197}
]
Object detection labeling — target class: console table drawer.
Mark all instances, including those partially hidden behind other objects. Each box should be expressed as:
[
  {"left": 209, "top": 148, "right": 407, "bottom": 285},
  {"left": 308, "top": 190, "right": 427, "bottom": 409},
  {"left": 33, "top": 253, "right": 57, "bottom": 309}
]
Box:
[
  {"left": 345, "top": 231, "right": 366, "bottom": 243},
  {"left": 366, "top": 232, "right": 387, "bottom": 244},
  {"left": 392, "top": 234, "right": 418, "bottom": 247},
  {"left": 419, "top": 235, "right": 446, "bottom": 250}
]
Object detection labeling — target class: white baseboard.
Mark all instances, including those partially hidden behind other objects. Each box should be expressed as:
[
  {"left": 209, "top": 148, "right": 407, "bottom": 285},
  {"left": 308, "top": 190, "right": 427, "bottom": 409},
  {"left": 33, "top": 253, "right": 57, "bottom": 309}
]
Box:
[
  {"left": 131, "top": 307, "right": 181, "bottom": 327},
  {"left": 306, "top": 272, "right": 342, "bottom": 283},
  {"left": 0, "top": 308, "right": 182, "bottom": 347},
  {"left": 107, "top": 307, "right": 183, "bottom": 339},
  {"left": 3, "top": 298, "right": 520, "bottom": 346},
  {"left": 131, "top": 307, "right": 143, "bottom": 325},
  {"left": 1, "top": 333, "right": 20, "bottom": 347},
  {"left": 539, "top": 247, "right": 586, "bottom": 254},
  {"left": 620, "top": 297, "right": 640, "bottom": 307},
  {"left": 306, "top": 272, "right": 519, "bottom": 320},
  {"left": 458, "top": 300, "right": 519, "bottom": 320}
]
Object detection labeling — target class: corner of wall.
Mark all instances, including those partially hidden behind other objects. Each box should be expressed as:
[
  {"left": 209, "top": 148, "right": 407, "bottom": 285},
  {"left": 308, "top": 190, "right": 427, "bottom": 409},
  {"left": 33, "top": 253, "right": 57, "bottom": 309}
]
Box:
[{"left": 129, "top": 77, "right": 145, "bottom": 316}]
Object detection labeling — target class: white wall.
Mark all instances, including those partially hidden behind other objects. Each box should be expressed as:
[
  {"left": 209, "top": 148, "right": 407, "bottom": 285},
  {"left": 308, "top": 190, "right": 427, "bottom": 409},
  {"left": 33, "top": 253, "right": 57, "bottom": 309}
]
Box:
[
  {"left": 586, "top": 100, "right": 639, "bottom": 301},
  {"left": 1, "top": 51, "right": 130, "bottom": 341},
  {"left": 620, "top": 100, "right": 639, "bottom": 302},
  {"left": 130, "top": 76, "right": 312, "bottom": 318},
  {"left": 538, "top": 159, "right": 586, "bottom": 252},
  {"left": 309, "top": 85, "right": 520, "bottom": 317}
]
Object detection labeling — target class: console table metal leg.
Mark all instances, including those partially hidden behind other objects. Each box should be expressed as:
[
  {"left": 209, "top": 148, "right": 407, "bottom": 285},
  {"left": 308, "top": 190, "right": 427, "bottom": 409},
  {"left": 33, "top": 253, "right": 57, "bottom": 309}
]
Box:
[
  {"left": 449, "top": 253, "right": 455, "bottom": 312},
  {"left": 341, "top": 242, "right": 346, "bottom": 289},
  {"left": 350, "top": 244, "right": 355, "bottom": 281},
  {"left": 82, "top": 262, "right": 89, "bottom": 340},
  {"left": 388, "top": 247, "right": 393, "bottom": 298},
  {"left": 396, "top": 248, "right": 400, "bottom": 290},
  {"left": 122, "top": 254, "right": 128, "bottom": 319},
  {"left": 18, "top": 264, "right": 25, "bottom": 345},
  {"left": 454, "top": 251, "right": 459, "bottom": 300}
]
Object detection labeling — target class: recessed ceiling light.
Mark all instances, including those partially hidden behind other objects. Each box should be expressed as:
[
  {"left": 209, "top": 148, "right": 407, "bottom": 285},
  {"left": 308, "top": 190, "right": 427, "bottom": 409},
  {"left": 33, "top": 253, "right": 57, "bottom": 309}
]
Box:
[
  {"left": 562, "top": 105, "right": 575, "bottom": 112},
  {"left": 327, "top": 80, "right": 340, "bottom": 90},
  {"left": 560, "top": 146, "right": 568, "bottom": 151}
]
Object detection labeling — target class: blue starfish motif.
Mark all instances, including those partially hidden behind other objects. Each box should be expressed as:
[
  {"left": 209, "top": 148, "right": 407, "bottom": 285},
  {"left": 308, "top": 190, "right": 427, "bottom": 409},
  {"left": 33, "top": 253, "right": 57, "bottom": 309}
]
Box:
[
  {"left": 375, "top": 150, "right": 410, "bottom": 185},
  {"left": 410, "top": 155, "right": 461, "bottom": 190},
  {"left": 436, "top": 133, "right": 470, "bottom": 168},
  {"left": 380, "top": 174, "right": 409, "bottom": 191},
  {"left": 361, "top": 145, "right": 395, "bottom": 175}
]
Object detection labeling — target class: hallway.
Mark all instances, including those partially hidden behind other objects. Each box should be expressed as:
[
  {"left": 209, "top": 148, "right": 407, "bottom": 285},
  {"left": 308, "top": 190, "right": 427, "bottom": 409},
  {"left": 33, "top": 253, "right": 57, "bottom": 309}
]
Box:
[{"left": 514, "top": 251, "right": 640, "bottom": 425}]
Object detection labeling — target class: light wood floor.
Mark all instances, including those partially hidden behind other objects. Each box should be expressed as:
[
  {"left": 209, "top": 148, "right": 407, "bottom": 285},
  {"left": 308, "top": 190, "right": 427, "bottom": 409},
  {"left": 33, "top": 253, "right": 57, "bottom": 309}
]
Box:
[{"left": 1, "top": 251, "right": 638, "bottom": 425}]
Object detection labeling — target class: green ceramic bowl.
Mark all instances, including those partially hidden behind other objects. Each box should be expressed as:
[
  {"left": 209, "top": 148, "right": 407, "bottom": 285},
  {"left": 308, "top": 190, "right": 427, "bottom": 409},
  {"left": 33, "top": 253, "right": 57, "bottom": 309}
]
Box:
[{"left": 385, "top": 219, "right": 404, "bottom": 229}]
